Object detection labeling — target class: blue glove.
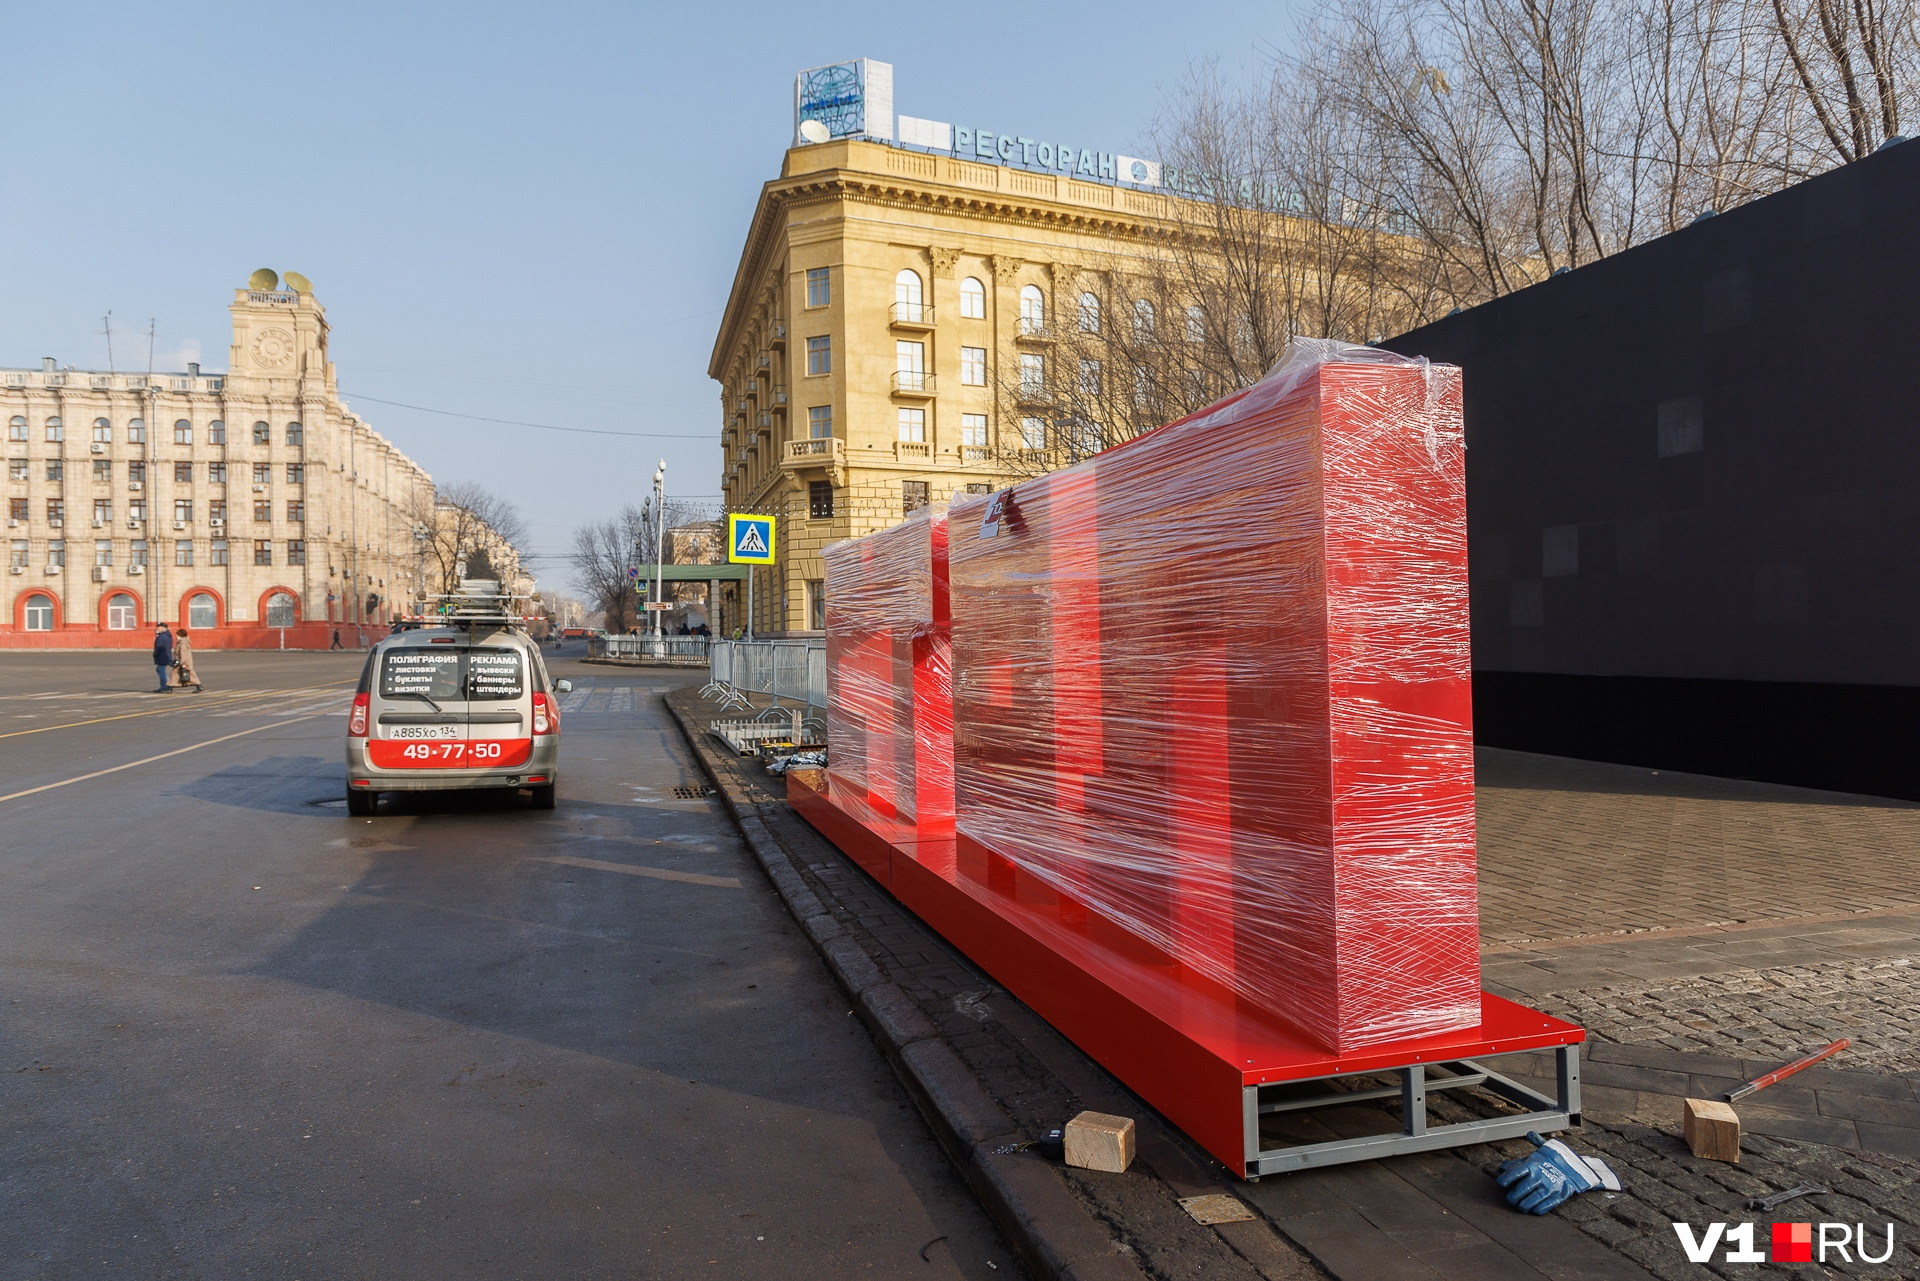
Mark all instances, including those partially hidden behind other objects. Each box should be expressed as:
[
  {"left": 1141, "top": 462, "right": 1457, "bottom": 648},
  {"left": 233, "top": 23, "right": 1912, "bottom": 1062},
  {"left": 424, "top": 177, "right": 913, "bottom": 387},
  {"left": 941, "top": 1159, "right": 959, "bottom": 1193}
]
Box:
[{"left": 1494, "top": 1131, "right": 1622, "bottom": 1214}]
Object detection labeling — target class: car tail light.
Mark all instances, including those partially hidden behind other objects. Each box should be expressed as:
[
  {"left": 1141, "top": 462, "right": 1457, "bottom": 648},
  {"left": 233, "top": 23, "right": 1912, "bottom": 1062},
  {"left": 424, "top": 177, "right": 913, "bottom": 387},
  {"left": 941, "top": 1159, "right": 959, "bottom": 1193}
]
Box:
[
  {"left": 532, "top": 691, "right": 555, "bottom": 735},
  {"left": 348, "top": 692, "right": 370, "bottom": 737}
]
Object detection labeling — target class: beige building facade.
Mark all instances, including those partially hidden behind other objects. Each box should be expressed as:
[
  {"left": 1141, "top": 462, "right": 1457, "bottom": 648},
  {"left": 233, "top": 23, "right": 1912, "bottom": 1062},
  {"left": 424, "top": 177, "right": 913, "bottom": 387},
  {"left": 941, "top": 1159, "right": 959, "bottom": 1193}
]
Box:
[
  {"left": 710, "top": 137, "right": 1189, "bottom": 635},
  {"left": 2, "top": 273, "right": 434, "bottom": 647}
]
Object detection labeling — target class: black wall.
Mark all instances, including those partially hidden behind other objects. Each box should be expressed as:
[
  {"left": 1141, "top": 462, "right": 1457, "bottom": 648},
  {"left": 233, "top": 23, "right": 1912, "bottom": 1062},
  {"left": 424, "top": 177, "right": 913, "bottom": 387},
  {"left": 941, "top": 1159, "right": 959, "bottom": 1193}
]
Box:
[{"left": 1383, "top": 141, "right": 1920, "bottom": 798}]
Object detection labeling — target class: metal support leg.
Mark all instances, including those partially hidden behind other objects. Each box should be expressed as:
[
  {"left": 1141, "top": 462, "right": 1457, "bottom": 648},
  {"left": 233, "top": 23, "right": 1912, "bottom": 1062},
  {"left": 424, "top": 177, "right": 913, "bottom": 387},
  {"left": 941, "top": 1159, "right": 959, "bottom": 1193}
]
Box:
[{"left": 1402, "top": 1065, "right": 1428, "bottom": 1137}]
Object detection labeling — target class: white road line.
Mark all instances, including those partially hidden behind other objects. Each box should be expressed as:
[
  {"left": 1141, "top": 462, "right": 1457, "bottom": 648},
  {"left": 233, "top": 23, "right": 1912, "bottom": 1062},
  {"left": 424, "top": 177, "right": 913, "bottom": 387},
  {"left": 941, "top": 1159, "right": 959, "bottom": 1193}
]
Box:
[
  {"left": 0, "top": 715, "right": 324, "bottom": 805},
  {"left": 532, "top": 855, "right": 742, "bottom": 889}
]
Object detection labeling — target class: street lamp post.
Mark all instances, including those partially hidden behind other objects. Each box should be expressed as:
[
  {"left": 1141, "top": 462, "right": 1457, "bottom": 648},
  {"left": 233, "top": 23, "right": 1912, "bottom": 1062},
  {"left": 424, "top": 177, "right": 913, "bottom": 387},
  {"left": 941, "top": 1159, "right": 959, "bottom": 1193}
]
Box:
[{"left": 651, "top": 459, "right": 666, "bottom": 642}]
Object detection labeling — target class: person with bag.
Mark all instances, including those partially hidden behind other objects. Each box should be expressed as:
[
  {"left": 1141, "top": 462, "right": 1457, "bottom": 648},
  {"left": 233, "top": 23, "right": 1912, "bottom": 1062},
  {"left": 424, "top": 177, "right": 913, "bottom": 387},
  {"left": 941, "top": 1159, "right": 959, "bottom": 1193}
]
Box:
[
  {"left": 174, "top": 627, "right": 204, "bottom": 693},
  {"left": 152, "top": 623, "right": 174, "bottom": 693}
]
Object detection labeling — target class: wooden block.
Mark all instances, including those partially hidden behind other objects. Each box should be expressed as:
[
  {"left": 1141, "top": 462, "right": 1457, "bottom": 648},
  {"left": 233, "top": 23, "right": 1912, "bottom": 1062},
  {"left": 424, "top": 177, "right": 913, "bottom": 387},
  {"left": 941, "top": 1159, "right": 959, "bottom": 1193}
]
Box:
[
  {"left": 1064, "top": 1110, "right": 1136, "bottom": 1173},
  {"left": 1684, "top": 1097, "right": 1742, "bottom": 1163}
]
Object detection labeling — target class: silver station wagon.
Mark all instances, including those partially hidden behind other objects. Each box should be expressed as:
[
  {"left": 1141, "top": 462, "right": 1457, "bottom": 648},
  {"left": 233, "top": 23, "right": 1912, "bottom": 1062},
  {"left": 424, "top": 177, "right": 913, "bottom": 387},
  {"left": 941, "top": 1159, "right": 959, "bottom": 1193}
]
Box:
[{"left": 345, "top": 615, "right": 572, "bottom": 816}]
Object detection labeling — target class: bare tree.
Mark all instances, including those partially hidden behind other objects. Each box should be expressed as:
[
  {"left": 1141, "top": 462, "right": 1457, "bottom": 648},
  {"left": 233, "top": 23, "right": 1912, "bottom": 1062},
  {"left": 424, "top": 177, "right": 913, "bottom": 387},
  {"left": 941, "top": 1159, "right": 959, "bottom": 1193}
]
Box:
[
  {"left": 566, "top": 499, "right": 701, "bottom": 632},
  {"left": 411, "top": 480, "right": 528, "bottom": 599}
]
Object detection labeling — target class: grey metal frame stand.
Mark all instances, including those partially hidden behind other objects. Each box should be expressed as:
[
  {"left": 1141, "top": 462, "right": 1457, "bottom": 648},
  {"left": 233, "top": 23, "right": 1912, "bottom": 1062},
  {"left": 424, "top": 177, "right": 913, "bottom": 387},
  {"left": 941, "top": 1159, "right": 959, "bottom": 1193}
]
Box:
[{"left": 1244, "top": 1044, "right": 1581, "bottom": 1178}]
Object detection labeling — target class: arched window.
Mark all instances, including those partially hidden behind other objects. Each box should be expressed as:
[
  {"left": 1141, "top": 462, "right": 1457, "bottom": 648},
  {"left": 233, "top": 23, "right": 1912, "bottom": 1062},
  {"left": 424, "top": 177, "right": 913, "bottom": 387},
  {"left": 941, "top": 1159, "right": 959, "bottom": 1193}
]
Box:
[
  {"left": 1186, "top": 305, "right": 1207, "bottom": 344},
  {"left": 23, "top": 594, "right": 53, "bottom": 631},
  {"left": 106, "top": 593, "right": 136, "bottom": 630},
  {"left": 93, "top": 418, "right": 112, "bottom": 443},
  {"left": 1133, "top": 299, "right": 1155, "bottom": 336},
  {"left": 127, "top": 418, "right": 145, "bottom": 444},
  {"left": 286, "top": 421, "right": 303, "bottom": 446},
  {"left": 188, "top": 593, "right": 218, "bottom": 629},
  {"left": 9, "top": 416, "right": 26, "bottom": 442},
  {"left": 265, "top": 591, "right": 296, "bottom": 629},
  {"left": 959, "top": 276, "right": 986, "bottom": 319},
  {"left": 252, "top": 421, "right": 270, "bottom": 445},
  {"left": 1020, "top": 285, "right": 1046, "bottom": 336},
  {"left": 207, "top": 420, "right": 226, "bottom": 445},
  {"left": 45, "top": 417, "right": 63, "bottom": 443},
  {"left": 174, "top": 419, "right": 192, "bottom": 445},
  {"left": 1078, "top": 292, "right": 1101, "bottom": 333},
  {"left": 893, "top": 269, "right": 924, "bottom": 323}
]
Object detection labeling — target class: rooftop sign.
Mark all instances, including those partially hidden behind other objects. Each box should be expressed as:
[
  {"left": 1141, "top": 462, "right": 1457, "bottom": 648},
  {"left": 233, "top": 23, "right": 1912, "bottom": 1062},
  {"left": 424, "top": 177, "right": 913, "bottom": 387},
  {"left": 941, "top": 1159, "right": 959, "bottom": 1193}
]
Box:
[{"left": 794, "top": 60, "right": 893, "bottom": 146}]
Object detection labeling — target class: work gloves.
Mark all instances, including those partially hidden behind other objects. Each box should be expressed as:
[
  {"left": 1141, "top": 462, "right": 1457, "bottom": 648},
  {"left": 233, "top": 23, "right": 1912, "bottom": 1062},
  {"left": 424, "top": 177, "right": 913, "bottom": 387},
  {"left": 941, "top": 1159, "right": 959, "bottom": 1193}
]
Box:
[{"left": 1495, "top": 1131, "right": 1622, "bottom": 1214}]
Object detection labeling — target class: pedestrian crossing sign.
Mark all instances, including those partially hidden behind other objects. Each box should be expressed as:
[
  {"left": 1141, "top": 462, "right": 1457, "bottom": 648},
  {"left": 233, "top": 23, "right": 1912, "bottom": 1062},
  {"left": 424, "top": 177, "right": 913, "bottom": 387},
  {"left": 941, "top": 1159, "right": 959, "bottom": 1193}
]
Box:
[{"left": 728, "top": 513, "right": 776, "bottom": 564}]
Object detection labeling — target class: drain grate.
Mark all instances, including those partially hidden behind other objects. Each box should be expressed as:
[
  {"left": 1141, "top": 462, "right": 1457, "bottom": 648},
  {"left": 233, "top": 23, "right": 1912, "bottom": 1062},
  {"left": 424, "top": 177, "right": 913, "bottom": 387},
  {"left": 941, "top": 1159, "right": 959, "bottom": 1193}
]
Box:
[{"left": 671, "top": 785, "right": 718, "bottom": 799}]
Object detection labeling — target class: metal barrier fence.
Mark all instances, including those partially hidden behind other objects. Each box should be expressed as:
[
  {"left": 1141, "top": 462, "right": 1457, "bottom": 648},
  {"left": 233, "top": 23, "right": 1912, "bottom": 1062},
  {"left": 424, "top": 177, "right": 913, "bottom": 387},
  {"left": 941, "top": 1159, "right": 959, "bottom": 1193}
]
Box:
[
  {"left": 589, "top": 635, "right": 712, "bottom": 663},
  {"left": 707, "top": 639, "right": 828, "bottom": 709}
]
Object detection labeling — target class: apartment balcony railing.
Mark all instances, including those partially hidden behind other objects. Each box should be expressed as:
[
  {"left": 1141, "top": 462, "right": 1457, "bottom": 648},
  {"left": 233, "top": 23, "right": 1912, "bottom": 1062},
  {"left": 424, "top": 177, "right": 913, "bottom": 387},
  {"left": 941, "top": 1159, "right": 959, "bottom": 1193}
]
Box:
[
  {"left": 891, "top": 370, "right": 935, "bottom": 397},
  {"left": 1016, "top": 318, "right": 1052, "bottom": 341},
  {"left": 783, "top": 437, "right": 845, "bottom": 470},
  {"left": 889, "top": 302, "right": 935, "bottom": 330}
]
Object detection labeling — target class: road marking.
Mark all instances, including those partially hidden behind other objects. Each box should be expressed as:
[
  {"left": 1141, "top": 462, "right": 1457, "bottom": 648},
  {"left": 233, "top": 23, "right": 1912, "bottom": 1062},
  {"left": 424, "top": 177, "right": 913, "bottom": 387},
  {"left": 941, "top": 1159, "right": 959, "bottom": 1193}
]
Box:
[
  {"left": 0, "top": 685, "right": 345, "bottom": 740},
  {"left": 533, "top": 855, "right": 741, "bottom": 888},
  {"left": 0, "top": 715, "right": 324, "bottom": 805}
]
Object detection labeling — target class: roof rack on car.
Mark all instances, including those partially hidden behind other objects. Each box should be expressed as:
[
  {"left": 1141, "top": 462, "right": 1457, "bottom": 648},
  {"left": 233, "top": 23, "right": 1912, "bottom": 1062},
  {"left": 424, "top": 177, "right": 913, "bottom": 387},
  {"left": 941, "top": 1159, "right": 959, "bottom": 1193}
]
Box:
[{"left": 398, "top": 579, "right": 543, "bottom": 627}]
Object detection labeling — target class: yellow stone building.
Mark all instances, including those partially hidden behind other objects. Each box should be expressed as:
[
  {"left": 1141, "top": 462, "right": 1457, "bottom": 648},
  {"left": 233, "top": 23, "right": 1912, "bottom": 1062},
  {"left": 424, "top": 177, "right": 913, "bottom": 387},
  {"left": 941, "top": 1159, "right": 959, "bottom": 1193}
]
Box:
[{"left": 710, "top": 136, "right": 1193, "bottom": 636}]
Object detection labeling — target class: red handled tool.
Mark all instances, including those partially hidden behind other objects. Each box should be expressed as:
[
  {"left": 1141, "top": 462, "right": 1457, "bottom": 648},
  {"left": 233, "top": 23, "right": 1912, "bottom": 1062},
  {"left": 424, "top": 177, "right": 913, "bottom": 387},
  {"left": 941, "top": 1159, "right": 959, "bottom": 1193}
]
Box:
[{"left": 1725, "top": 1039, "right": 1850, "bottom": 1102}]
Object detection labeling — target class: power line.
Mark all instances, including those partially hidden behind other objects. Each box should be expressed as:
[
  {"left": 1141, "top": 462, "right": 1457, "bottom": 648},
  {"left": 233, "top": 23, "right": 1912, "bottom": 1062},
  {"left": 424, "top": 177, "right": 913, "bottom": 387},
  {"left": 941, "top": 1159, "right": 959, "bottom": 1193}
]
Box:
[{"left": 341, "top": 392, "right": 713, "bottom": 440}]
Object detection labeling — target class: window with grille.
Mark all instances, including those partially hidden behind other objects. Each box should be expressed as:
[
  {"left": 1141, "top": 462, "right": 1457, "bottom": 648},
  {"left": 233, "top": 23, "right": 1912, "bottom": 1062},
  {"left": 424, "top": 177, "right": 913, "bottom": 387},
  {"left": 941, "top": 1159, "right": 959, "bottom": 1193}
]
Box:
[{"left": 809, "top": 480, "right": 834, "bottom": 519}]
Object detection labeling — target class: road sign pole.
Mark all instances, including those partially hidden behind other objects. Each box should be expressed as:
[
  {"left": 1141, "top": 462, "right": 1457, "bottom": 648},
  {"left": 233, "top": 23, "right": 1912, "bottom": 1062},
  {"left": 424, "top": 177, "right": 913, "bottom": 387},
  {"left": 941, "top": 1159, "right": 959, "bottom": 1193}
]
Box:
[{"left": 747, "top": 567, "right": 754, "bottom": 642}]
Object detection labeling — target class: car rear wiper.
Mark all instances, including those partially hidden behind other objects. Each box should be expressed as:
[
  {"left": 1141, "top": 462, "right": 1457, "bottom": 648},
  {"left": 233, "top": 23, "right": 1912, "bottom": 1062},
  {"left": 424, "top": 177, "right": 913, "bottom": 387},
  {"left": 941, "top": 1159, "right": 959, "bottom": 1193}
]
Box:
[{"left": 387, "top": 690, "right": 445, "bottom": 714}]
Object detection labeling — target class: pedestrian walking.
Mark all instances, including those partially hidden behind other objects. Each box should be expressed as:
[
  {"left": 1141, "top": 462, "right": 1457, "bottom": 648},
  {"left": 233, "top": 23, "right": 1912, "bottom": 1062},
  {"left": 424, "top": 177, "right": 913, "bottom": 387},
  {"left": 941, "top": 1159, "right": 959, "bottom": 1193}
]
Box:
[
  {"left": 173, "top": 627, "right": 203, "bottom": 692},
  {"left": 330, "top": 628, "right": 343, "bottom": 650},
  {"left": 152, "top": 623, "right": 174, "bottom": 693}
]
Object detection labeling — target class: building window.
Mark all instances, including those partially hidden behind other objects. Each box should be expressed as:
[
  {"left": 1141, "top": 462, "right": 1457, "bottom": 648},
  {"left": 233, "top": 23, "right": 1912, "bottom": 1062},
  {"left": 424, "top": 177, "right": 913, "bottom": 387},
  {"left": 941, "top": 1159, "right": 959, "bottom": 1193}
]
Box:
[
  {"left": 806, "top": 267, "right": 830, "bottom": 307},
  {"left": 127, "top": 418, "right": 145, "bottom": 444},
  {"left": 174, "top": 462, "right": 193, "bottom": 483},
  {"left": 93, "top": 499, "right": 112, "bottom": 524},
  {"left": 254, "top": 500, "right": 272, "bottom": 522},
  {"left": 10, "top": 539, "right": 28, "bottom": 569},
  {"left": 1019, "top": 285, "right": 1045, "bottom": 335},
  {"left": 1020, "top": 353, "right": 1046, "bottom": 397},
  {"left": 207, "top": 420, "right": 225, "bottom": 445},
  {"left": 175, "top": 539, "right": 193, "bottom": 566},
  {"left": 961, "top": 414, "right": 988, "bottom": 447},
  {"left": 8, "top": 461, "right": 26, "bottom": 482},
  {"left": 1186, "top": 305, "right": 1206, "bottom": 343},
  {"left": 129, "top": 499, "right": 146, "bottom": 523},
  {"left": 902, "top": 480, "right": 930, "bottom": 514},
  {"left": 93, "top": 459, "right": 110, "bottom": 482},
  {"left": 106, "top": 593, "right": 136, "bottom": 630},
  {"left": 960, "top": 276, "right": 986, "bottom": 319},
  {"left": 897, "top": 407, "right": 926, "bottom": 443},
  {"left": 252, "top": 463, "right": 270, "bottom": 484},
  {"left": 46, "top": 459, "right": 62, "bottom": 482},
  {"left": 287, "top": 539, "right": 306, "bottom": 566},
  {"left": 1134, "top": 365, "right": 1153, "bottom": 406},
  {"left": 808, "top": 579, "right": 826, "bottom": 630},
  {"left": 1185, "top": 367, "right": 1208, "bottom": 401},
  {"left": 288, "top": 500, "right": 304, "bottom": 522},
  {"left": 45, "top": 417, "right": 62, "bottom": 443},
  {"left": 1079, "top": 358, "right": 1103, "bottom": 397},
  {"left": 188, "top": 592, "right": 217, "bottom": 627},
  {"left": 1134, "top": 299, "right": 1155, "bottom": 336},
  {"left": 23, "top": 593, "right": 52, "bottom": 631},
  {"left": 175, "top": 499, "right": 194, "bottom": 523},
  {"left": 92, "top": 418, "right": 112, "bottom": 443},
  {"left": 209, "top": 540, "right": 228, "bottom": 566},
  {"left": 254, "top": 540, "right": 273, "bottom": 566},
  {"left": 94, "top": 538, "right": 113, "bottom": 567},
  {"left": 895, "top": 340, "right": 926, "bottom": 391},
  {"left": 808, "top": 405, "right": 832, "bottom": 439},
  {"left": 286, "top": 463, "right": 304, "bottom": 484},
  {"left": 128, "top": 460, "right": 145, "bottom": 484},
  {"left": 965, "top": 482, "right": 991, "bottom": 495},
  {"left": 894, "top": 269, "right": 924, "bottom": 323},
  {"left": 46, "top": 498, "right": 64, "bottom": 524},
  {"left": 961, "top": 346, "right": 987, "bottom": 386},
  {"left": 8, "top": 416, "right": 24, "bottom": 442},
  {"left": 9, "top": 497, "right": 26, "bottom": 520},
  {"left": 252, "top": 422, "right": 270, "bottom": 445},
  {"left": 266, "top": 591, "right": 296, "bottom": 627},
  {"left": 286, "top": 421, "right": 303, "bottom": 446},
  {"left": 47, "top": 539, "right": 65, "bottom": 568},
  {"left": 1078, "top": 291, "right": 1101, "bottom": 333},
  {"left": 1021, "top": 417, "right": 1047, "bottom": 449},
  {"left": 174, "top": 419, "right": 192, "bottom": 445},
  {"left": 208, "top": 462, "right": 226, "bottom": 483},
  {"left": 809, "top": 480, "right": 835, "bottom": 519},
  {"left": 129, "top": 539, "right": 146, "bottom": 567},
  {"left": 806, "top": 335, "right": 831, "bottom": 376},
  {"left": 209, "top": 499, "right": 225, "bottom": 523}
]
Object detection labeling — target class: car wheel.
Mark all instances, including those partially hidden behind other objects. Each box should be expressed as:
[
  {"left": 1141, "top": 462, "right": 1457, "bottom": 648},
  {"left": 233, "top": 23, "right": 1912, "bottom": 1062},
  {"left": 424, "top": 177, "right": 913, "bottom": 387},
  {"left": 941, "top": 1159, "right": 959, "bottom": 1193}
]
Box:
[
  {"left": 346, "top": 789, "right": 378, "bottom": 817},
  {"left": 529, "top": 783, "right": 556, "bottom": 810}
]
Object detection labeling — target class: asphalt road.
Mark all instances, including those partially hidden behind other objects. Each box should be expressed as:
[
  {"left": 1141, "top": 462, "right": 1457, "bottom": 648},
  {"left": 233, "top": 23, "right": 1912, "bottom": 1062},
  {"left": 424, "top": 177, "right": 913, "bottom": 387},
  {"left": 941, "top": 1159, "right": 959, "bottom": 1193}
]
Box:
[{"left": 0, "top": 646, "right": 1014, "bottom": 1279}]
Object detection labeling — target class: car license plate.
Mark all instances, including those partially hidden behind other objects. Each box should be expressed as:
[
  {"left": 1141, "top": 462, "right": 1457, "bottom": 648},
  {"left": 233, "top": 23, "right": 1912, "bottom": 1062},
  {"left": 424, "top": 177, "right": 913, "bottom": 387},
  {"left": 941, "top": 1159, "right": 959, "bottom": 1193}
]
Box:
[{"left": 388, "top": 725, "right": 459, "bottom": 740}]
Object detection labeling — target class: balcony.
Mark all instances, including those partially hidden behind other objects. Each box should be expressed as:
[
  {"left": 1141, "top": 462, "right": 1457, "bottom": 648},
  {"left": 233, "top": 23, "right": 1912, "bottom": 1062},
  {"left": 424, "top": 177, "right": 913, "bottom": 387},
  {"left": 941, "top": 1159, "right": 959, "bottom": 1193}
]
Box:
[
  {"left": 889, "top": 302, "right": 935, "bottom": 331},
  {"left": 961, "top": 445, "right": 994, "bottom": 463},
  {"left": 783, "top": 437, "right": 845, "bottom": 470},
  {"left": 1016, "top": 382, "right": 1051, "bottom": 405},
  {"left": 769, "top": 319, "right": 787, "bottom": 350},
  {"left": 1016, "top": 318, "right": 1053, "bottom": 342},
  {"left": 771, "top": 384, "right": 787, "bottom": 406},
  {"left": 890, "top": 370, "right": 936, "bottom": 398},
  {"left": 894, "top": 441, "right": 932, "bottom": 461}
]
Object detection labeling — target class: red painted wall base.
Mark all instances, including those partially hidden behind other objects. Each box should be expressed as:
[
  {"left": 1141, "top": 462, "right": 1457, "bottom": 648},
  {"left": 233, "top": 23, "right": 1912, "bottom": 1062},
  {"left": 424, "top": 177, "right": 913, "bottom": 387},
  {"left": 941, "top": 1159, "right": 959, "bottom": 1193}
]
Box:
[{"left": 788, "top": 767, "right": 1584, "bottom": 1175}]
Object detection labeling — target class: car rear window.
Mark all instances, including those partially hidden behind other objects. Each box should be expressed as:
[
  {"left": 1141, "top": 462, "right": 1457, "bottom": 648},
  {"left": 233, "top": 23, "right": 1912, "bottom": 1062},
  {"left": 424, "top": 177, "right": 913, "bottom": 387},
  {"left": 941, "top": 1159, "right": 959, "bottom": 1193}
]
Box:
[{"left": 380, "top": 647, "right": 525, "bottom": 701}]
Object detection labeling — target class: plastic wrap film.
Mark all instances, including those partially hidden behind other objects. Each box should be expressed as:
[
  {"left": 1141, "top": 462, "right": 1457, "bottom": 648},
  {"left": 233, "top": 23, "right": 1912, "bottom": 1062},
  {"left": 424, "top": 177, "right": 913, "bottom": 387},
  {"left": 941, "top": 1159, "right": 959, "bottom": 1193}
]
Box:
[
  {"left": 824, "top": 505, "right": 954, "bottom": 832},
  {"left": 946, "top": 341, "right": 1479, "bottom": 1054}
]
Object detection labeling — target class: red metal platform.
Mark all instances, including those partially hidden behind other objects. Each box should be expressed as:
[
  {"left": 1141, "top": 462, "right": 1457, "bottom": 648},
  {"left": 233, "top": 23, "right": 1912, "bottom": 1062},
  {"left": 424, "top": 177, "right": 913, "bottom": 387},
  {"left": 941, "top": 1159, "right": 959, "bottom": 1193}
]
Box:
[{"left": 789, "top": 767, "right": 1586, "bottom": 1177}]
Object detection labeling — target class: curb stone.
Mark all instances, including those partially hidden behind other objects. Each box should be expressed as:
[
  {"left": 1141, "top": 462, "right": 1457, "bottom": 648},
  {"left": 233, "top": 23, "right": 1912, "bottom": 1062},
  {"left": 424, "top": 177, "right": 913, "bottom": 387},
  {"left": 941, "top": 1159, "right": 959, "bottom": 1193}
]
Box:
[{"left": 665, "top": 694, "right": 1148, "bottom": 1281}]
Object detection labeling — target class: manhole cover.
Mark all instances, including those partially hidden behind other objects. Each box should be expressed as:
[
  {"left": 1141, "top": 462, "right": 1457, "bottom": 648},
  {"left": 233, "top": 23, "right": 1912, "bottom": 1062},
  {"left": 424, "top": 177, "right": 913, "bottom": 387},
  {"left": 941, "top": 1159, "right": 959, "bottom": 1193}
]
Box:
[{"left": 671, "top": 785, "right": 718, "bottom": 799}]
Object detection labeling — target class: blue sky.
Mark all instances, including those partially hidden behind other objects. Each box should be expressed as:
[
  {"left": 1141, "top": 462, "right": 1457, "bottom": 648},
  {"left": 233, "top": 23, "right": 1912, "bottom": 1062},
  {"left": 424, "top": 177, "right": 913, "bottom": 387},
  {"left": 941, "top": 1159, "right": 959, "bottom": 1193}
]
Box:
[{"left": 0, "top": 1, "right": 1294, "bottom": 591}]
